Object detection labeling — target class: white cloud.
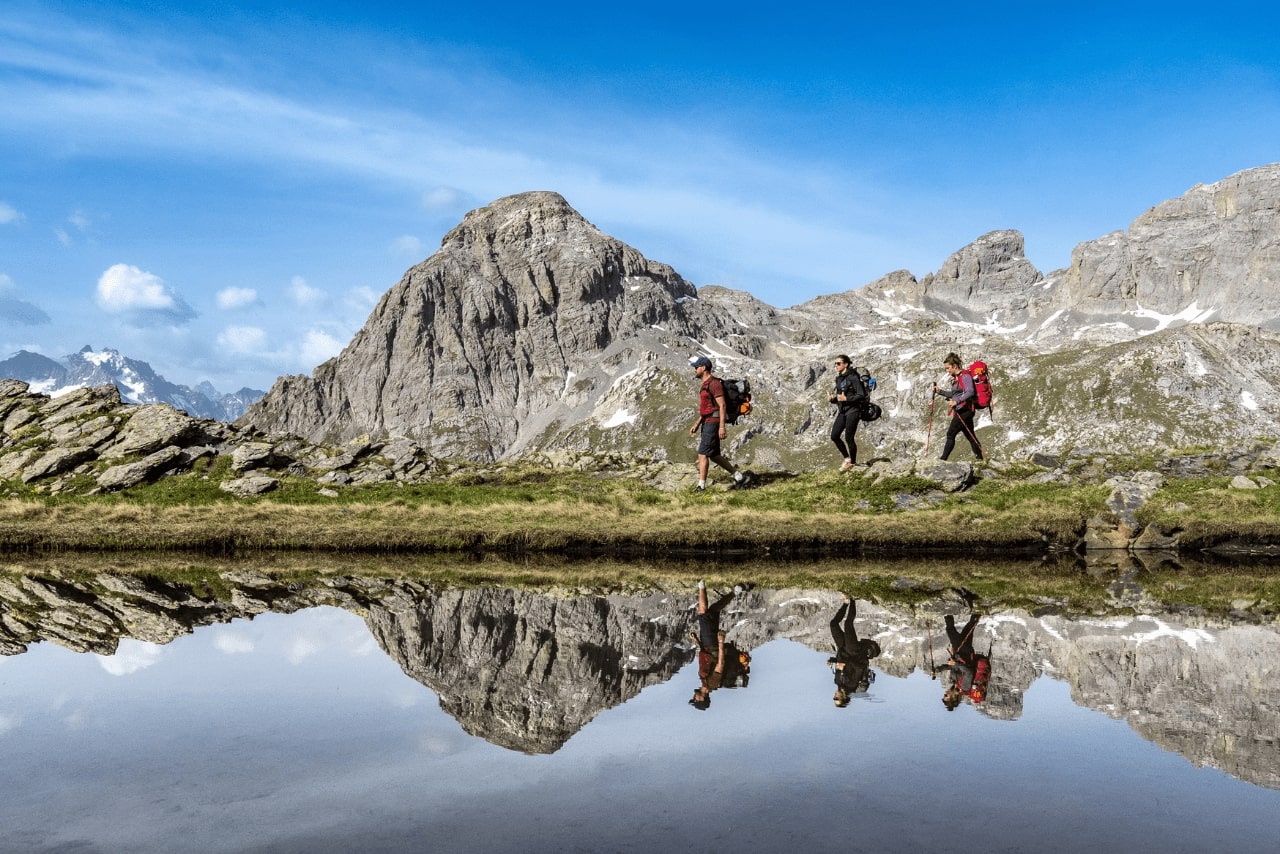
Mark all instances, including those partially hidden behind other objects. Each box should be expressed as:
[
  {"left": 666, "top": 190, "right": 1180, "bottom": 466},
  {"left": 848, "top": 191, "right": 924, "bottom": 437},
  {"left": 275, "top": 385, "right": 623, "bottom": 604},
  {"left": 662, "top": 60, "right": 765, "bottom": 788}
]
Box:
[
  {"left": 422, "top": 187, "right": 464, "bottom": 210},
  {"left": 289, "top": 275, "right": 326, "bottom": 307},
  {"left": 391, "top": 234, "right": 424, "bottom": 256},
  {"left": 54, "top": 227, "right": 72, "bottom": 247},
  {"left": 343, "top": 285, "right": 379, "bottom": 318},
  {"left": 217, "top": 325, "right": 267, "bottom": 353},
  {"left": 68, "top": 209, "right": 90, "bottom": 231},
  {"left": 216, "top": 286, "right": 259, "bottom": 310},
  {"left": 95, "top": 263, "right": 197, "bottom": 324},
  {"left": 0, "top": 202, "right": 22, "bottom": 224},
  {"left": 299, "top": 328, "right": 343, "bottom": 366},
  {"left": 0, "top": 712, "right": 17, "bottom": 736},
  {"left": 96, "top": 639, "right": 164, "bottom": 675}
]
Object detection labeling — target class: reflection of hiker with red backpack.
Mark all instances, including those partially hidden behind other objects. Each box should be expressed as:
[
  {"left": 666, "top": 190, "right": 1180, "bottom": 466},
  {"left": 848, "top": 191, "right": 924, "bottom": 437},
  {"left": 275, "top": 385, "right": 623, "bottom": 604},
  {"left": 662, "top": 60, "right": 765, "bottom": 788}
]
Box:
[
  {"left": 828, "top": 594, "right": 881, "bottom": 707},
  {"left": 932, "top": 352, "right": 985, "bottom": 462},
  {"left": 932, "top": 613, "right": 991, "bottom": 710},
  {"left": 688, "top": 581, "right": 751, "bottom": 710}
]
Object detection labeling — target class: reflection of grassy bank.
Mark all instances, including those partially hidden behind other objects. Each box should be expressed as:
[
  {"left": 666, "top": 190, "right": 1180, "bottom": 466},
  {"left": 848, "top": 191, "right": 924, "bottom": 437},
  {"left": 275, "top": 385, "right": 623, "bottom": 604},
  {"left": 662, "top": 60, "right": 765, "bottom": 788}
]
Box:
[{"left": 3, "top": 551, "right": 1277, "bottom": 620}]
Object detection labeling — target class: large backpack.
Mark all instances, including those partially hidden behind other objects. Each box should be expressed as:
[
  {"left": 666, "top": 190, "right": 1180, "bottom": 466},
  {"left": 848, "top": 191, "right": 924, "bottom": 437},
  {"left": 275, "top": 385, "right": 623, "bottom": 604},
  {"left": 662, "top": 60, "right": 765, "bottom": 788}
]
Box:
[
  {"left": 720, "top": 378, "right": 753, "bottom": 425},
  {"left": 854, "top": 366, "right": 882, "bottom": 422},
  {"left": 968, "top": 361, "right": 993, "bottom": 410}
]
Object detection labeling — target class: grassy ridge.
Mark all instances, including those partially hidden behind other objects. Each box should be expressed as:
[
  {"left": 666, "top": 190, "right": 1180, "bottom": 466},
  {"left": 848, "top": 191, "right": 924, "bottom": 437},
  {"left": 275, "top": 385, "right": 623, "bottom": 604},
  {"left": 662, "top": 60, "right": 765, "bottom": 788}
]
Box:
[
  {"left": 3, "top": 461, "right": 1280, "bottom": 555},
  {"left": 0, "top": 465, "right": 1099, "bottom": 554}
]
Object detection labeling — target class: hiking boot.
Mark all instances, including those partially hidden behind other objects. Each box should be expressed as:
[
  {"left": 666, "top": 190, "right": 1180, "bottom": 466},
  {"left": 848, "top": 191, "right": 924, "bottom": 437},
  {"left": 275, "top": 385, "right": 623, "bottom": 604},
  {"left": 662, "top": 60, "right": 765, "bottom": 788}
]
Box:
[{"left": 840, "top": 459, "right": 854, "bottom": 471}]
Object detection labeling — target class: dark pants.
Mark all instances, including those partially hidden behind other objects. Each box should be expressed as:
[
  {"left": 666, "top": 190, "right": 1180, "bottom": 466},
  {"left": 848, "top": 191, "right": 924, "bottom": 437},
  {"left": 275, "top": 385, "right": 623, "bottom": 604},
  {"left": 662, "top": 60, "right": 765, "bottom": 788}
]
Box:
[
  {"left": 696, "top": 591, "right": 735, "bottom": 650},
  {"left": 945, "top": 614, "right": 979, "bottom": 662},
  {"left": 830, "top": 601, "right": 860, "bottom": 658},
  {"left": 941, "top": 408, "right": 983, "bottom": 460},
  {"left": 830, "top": 408, "right": 860, "bottom": 462}
]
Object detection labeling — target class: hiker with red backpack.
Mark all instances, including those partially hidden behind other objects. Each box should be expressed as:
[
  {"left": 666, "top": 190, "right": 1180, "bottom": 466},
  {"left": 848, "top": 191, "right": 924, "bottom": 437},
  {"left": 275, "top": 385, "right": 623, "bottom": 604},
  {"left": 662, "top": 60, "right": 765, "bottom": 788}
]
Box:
[
  {"left": 932, "top": 352, "right": 985, "bottom": 462},
  {"left": 932, "top": 612, "right": 991, "bottom": 710}
]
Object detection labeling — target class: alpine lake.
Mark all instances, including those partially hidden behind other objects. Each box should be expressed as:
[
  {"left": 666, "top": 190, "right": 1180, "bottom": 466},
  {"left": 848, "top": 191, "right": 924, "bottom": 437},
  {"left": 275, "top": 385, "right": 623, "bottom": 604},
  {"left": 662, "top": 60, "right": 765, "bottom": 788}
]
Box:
[{"left": 2, "top": 552, "right": 1278, "bottom": 854}]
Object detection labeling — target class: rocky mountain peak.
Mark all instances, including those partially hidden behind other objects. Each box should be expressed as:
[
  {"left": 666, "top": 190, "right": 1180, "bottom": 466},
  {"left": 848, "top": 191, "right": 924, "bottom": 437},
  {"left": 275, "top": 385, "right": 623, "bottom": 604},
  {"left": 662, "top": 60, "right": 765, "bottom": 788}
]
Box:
[
  {"left": 918, "top": 228, "right": 1045, "bottom": 323},
  {"left": 239, "top": 191, "right": 705, "bottom": 457}
]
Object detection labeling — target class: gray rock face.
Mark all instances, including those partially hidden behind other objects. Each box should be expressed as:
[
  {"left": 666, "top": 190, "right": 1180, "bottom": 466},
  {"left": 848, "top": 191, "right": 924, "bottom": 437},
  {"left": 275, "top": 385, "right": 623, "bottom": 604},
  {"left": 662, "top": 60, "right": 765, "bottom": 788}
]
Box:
[
  {"left": 1058, "top": 164, "right": 1280, "bottom": 327},
  {"left": 918, "top": 229, "right": 1046, "bottom": 323}
]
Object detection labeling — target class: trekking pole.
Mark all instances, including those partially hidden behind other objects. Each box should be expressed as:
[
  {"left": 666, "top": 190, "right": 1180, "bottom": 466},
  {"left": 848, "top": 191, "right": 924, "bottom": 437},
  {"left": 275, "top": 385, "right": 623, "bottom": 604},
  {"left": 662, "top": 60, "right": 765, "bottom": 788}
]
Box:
[
  {"left": 954, "top": 408, "right": 987, "bottom": 462},
  {"left": 924, "top": 395, "right": 936, "bottom": 457},
  {"left": 926, "top": 620, "right": 936, "bottom": 680}
]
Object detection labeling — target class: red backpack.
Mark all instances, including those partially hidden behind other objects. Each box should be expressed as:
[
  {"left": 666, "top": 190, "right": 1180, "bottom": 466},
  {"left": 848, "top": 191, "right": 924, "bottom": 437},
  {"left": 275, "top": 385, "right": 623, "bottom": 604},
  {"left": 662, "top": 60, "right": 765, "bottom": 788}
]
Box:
[
  {"left": 968, "top": 361, "right": 993, "bottom": 410},
  {"left": 968, "top": 655, "right": 991, "bottom": 702}
]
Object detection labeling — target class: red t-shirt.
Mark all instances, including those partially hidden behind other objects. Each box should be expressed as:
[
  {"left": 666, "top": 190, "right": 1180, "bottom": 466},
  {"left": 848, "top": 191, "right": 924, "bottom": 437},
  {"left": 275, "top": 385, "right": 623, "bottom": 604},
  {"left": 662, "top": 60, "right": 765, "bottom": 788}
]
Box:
[{"left": 700, "top": 377, "right": 725, "bottom": 419}]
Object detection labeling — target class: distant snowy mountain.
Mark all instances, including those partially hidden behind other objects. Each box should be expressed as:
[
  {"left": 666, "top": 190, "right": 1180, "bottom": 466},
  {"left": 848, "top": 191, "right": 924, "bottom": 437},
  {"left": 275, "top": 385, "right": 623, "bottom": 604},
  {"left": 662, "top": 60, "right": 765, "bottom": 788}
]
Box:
[{"left": 0, "top": 346, "right": 264, "bottom": 421}]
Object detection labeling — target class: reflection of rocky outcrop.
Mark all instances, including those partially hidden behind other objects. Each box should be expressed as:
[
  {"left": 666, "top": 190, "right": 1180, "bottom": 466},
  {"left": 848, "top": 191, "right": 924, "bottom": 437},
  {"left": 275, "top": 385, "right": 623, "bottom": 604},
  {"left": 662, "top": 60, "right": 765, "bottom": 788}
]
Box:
[
  {"left": 0, "top": 567, "right": 1277, "bottom": 786},
  {"left": 365, "top": 587, "right": 691, "bottom": 754}
]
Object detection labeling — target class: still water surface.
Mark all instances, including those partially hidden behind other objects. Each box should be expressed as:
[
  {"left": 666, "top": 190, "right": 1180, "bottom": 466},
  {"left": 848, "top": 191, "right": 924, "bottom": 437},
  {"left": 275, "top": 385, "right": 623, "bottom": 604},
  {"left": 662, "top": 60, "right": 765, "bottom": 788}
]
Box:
[{"left": 1, "top": 573, "right": 1278, "bottom": 853}]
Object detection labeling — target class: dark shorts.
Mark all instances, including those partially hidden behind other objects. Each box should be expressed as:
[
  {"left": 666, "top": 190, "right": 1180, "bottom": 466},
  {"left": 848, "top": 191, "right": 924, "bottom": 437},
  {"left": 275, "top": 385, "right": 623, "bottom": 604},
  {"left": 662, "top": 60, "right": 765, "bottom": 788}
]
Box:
[{"left": 697, "top": 419, "right": 721, "bottom": 457}]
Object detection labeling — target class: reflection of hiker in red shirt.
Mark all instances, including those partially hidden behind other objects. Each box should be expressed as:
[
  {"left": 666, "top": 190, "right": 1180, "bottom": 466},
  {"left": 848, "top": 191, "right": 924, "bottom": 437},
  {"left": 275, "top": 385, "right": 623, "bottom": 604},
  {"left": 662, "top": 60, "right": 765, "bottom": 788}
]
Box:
[
  {"left": 689, "top": 581, "right": 750, "bottom": 710},
  {"left": 932, "top": 613, "right": 991, "bottom": 710}
]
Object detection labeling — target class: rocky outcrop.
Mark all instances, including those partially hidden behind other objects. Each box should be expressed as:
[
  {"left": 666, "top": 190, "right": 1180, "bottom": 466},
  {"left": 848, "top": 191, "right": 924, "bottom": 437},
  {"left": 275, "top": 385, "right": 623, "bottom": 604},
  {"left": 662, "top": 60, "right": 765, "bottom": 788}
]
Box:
[
  {"left": 1057, "top": 164, "right": 1280, "bottom": 327},
  {"left": 917, "top": 229, "right": 1047, "bottom": 324},
  {"left": 1, "top": 568, "right": 1276, "bottom": 785}
]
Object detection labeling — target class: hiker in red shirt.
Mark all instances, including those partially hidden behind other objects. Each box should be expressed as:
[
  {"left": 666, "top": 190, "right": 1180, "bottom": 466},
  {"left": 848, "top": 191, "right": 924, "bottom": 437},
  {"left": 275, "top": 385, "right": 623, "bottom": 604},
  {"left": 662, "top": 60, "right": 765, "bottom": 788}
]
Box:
[{"left": 688, "top": 356, "right": 751, "bottom": 491}]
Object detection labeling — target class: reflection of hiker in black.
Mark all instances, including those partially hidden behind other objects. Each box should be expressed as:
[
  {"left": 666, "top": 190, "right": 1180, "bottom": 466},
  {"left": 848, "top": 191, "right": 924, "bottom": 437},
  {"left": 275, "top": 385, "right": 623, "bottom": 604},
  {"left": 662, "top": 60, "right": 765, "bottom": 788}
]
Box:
[
  {"left": 932, "top": 351, "right": 984, "bottom": 462},
  {"left": 828, "top": 594, "right": 879, "bottom": 707},
  {"left": 689, "top": 581, "right": 749, "bottom": 710},
  {"left": 932, "top": 613, "right": 990, "bottom": 710}
]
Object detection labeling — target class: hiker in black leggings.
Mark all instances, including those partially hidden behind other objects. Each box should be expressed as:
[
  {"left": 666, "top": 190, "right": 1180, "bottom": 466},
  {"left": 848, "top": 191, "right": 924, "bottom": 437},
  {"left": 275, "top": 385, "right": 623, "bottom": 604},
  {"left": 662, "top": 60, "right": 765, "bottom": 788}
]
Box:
[
  {"left": 828, "top": 355, "right": 867, "bottom": 470},
  {"left": 933, "top": 351, "right": 984, "bottom": 461}
]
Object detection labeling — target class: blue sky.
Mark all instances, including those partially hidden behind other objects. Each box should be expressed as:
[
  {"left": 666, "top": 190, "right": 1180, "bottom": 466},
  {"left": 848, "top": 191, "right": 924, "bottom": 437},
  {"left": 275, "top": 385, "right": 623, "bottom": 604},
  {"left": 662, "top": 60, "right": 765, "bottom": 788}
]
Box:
[{"left": 2, "top": 1, "right": 1278, "bottom": 392}]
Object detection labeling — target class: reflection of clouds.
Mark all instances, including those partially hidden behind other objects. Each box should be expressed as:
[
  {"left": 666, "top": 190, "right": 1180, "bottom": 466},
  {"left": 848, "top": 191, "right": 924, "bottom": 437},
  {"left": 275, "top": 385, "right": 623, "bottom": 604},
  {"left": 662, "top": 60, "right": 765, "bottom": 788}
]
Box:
[
  {"left": 279, "top": 607, "right": 380, "bottom": 664},
  {"left": 390, "top": 689, "right": 422, "bottom": 710},
  {"left": 214, "top": 632, "right": 255, "bottom": 654},
  {"left": 418, "top": 732, "right": 466, "bottom": 756},
  {"left": 285, "top": 636, "right": 321, "bottom": 665},
  {"left": 0, "top": 713, "right": 17, "bottom": 736},
  {"left": 96, "top": 639, "right": 164, "bottom": 675},
  {"left": 63, "top": 708, "right": 89, "bottom": 730}
]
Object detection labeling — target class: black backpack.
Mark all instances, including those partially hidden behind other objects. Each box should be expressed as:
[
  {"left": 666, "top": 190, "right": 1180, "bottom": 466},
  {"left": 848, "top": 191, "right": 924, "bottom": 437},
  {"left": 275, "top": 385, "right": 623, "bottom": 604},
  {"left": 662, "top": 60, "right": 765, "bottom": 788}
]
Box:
[
  {"left": 853, "top": 367, "right": 882, "bottom": 422},
  {"left": 721, "top": 378, "right": 753, "bottom": 425}
]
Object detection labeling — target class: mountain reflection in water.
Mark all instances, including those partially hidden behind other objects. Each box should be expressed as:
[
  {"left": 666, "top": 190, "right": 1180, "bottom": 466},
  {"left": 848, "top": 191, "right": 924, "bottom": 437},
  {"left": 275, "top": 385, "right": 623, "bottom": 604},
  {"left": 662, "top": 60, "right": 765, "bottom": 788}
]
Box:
[{"left": 1, "top": 562, "right": 1278, "bottom": 853}]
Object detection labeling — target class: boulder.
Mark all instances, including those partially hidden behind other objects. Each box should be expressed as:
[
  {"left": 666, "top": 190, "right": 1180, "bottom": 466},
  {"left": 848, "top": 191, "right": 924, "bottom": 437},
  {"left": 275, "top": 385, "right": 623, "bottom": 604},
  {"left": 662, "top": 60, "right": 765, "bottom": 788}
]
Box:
[
  {"left": 219, "top": 475, "right": 279, "bottom": 496},
  {"left": 101, "top": 405, "right": 200, "bottom": 459},
  {"left": 97, "top": 446, "right": 185, "bottom": 491}
]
